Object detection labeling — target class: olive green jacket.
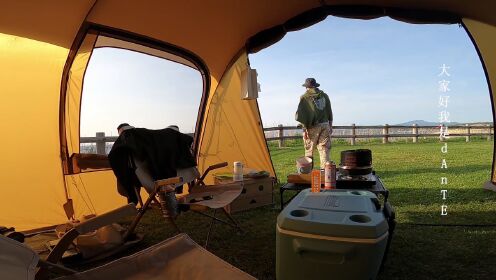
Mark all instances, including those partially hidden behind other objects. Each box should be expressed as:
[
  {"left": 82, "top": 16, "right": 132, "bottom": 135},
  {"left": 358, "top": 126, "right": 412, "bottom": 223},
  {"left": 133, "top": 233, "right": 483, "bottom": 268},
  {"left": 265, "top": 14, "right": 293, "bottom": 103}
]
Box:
[{"left": 295, "top": 88, "right": 333, "bottom": 128}]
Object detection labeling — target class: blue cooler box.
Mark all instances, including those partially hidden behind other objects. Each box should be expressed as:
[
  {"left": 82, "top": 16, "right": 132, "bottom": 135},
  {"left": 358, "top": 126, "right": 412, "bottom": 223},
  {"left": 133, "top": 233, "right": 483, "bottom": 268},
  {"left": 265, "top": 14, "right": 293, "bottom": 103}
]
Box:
[{"left": 276, "top": 189, "right": 389, "bottom": 280}]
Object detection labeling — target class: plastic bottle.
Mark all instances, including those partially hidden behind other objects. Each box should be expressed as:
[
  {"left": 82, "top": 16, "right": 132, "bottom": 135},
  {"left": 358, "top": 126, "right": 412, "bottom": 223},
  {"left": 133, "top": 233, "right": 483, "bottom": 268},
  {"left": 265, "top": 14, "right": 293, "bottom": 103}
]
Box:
[
  {"left": 311, "top": 169, "right": 321, "bottom": 193},
  {"left": 324, "top": 161, "right": 332, "bottom": 189},
  {"left": 233, "top": 162, "right": 243, "bottom": 181}
]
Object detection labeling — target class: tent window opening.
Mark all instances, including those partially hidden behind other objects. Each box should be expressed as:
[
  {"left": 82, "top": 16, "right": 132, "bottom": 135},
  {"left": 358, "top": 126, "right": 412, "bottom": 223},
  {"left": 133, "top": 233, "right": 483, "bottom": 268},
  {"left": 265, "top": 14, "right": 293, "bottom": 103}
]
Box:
[
  {"left": 78, "top": 47, "right": 203, "bottom": 155},
  {"left": 249, "top": 17, "right": 492, "bottom": 148},
  {"left": 61, "top": 30, "right": 209, "bottom": 175}
]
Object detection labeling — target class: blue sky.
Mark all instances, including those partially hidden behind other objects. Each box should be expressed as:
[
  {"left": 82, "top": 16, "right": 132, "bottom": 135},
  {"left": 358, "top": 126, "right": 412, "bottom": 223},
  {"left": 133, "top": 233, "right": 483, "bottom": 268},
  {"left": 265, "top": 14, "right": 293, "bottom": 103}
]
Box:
[
  {"left": 81, "top": 48, "right": 203, "bottom": 136},
  {"left": 81, "top": 16, "right": 491, "bottom": 136},
  {"left": 251, "top": 17, "right": 491, "bottom": 127}
]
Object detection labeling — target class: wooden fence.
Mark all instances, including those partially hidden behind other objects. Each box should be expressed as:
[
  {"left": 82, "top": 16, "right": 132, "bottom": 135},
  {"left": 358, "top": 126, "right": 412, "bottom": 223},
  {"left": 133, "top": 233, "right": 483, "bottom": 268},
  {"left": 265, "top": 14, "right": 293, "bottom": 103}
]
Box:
[
  {"left": 264, "top": 123, "right": 494, "bottom": 148},
  {"left": 80, "top": 124, "right": 493, "bottom": 154}
]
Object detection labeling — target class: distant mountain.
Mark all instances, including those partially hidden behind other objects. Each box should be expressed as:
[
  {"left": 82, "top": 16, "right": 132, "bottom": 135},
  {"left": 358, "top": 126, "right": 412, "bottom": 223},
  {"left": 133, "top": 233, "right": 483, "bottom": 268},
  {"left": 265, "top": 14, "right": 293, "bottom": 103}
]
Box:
[
  {"left": 395, "top": 120, "right": 461, "bottom": 126},
  {"left": 469, "top": 121, "right": 493, "bottom": 125}
]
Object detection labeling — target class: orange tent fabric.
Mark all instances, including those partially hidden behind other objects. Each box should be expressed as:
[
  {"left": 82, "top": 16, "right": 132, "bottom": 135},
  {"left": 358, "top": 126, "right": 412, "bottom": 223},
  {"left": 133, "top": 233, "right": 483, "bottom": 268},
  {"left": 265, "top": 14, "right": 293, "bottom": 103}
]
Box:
[{"left": 0, "top": 1, "right": 495, "bottom": 230}]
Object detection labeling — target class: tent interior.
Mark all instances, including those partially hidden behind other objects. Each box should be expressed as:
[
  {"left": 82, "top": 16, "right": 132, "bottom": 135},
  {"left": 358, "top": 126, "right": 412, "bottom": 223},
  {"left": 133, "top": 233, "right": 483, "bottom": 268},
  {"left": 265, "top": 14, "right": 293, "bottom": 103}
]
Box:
[{"left": 0, "top": 0, "right": 495, "bottom": 242}]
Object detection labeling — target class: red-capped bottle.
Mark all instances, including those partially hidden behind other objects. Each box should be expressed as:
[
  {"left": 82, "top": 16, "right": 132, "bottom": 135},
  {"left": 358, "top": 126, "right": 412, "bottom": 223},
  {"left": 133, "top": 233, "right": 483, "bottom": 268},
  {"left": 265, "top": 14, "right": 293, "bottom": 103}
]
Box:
[{"left": 325, "top": 161, "right": 336, "bottom": 190}]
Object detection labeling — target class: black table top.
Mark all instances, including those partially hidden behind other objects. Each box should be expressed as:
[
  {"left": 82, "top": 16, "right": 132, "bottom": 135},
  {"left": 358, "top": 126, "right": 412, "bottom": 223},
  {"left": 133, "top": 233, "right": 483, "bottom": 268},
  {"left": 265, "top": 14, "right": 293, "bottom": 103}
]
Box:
[{"left": 281, "top": 173, "right": 389, "bottom": 199}]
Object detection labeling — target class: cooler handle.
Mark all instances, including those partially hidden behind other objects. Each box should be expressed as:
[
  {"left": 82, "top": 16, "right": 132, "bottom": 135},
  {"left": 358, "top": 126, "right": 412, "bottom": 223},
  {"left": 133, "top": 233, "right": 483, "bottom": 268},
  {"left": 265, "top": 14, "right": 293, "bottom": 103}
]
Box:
[{"left": 292, "top": 239, "right": 352, "bottom": 264}]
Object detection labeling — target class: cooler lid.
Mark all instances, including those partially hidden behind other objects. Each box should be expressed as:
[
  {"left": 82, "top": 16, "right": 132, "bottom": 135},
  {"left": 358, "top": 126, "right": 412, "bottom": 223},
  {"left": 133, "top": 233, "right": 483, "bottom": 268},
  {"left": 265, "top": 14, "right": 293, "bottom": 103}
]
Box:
[{"left": 277, "top": 189, "right": 389, "bottom": 239}]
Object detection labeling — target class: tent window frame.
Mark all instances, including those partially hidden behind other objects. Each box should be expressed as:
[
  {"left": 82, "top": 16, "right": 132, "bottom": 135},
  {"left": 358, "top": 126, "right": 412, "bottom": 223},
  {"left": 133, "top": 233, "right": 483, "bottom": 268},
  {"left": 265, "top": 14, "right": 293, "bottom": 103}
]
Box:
[{"left": 60, "top": 23, "right": 210, "bottom": 175}]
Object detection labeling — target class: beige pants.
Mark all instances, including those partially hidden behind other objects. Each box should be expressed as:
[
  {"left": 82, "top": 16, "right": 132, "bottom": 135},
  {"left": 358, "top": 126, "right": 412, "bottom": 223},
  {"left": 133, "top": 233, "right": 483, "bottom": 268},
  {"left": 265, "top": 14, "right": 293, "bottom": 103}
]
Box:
[{"left": 304, "top": 123, "right": 331, "bottom": 169}]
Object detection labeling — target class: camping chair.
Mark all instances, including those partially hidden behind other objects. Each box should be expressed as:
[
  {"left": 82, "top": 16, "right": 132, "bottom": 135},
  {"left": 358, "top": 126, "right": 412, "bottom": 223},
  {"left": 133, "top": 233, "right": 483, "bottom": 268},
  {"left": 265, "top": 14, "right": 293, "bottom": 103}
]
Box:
[
  {"left": 0, "top": 202, "right": 142, "bottom": 279},
  {"left": 25, "top": 177, "right": 181, "bottom": 279},
  {"left": 130, "top": 162, "right": 244, "bottom": 248},
  {"left": 0, "top": 230, "right": 255, "bottom": 280},
  {"left": 34, "top": 203, "right": 140, "bottom": 279}
]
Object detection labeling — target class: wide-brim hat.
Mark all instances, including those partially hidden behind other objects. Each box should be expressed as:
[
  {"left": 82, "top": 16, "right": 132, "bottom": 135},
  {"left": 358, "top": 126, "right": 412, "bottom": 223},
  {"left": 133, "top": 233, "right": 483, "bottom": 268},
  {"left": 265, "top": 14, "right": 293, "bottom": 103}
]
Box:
[{"left": 302, "top": 78, "right": 320, "bottom": 88}]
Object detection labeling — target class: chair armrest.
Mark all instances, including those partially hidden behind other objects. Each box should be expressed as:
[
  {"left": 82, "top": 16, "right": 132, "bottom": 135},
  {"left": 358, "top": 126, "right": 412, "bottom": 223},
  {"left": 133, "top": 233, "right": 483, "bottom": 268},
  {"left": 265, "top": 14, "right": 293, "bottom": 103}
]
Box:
[
  {"left": 209, "top": 162, "right": 229, "bottom": 170},
  {"left": 42, "top": 229, "right": 80, "bottom": 274},
  {"left": 199, "top": 162, "right": 228, "bottom": 182},
  {"left": 155, "top": 177, "right": 183, "bottom": 187},
  {"left": 45, "top": 203, "right": 137, "bottom": 264}
]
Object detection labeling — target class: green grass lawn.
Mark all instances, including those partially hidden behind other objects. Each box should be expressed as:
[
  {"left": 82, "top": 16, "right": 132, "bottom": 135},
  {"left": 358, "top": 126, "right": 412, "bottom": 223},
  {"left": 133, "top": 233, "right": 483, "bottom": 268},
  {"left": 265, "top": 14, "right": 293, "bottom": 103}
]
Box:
[
  {"left": 92, "top": 138, "right": 496, "bottom": 280},
  {"left": 270, "top": 138, "right": 496, "bottom": 279}
]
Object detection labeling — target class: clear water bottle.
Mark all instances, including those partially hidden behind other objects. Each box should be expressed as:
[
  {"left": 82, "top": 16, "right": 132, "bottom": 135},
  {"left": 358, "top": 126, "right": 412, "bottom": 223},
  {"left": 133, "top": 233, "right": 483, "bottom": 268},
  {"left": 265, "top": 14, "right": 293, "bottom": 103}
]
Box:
[
  {"left": 234, "top": 161, "right": 243, "bottom": 181},
  {"left": 324, "top": 162, "right": 331, "bottom": 189}
]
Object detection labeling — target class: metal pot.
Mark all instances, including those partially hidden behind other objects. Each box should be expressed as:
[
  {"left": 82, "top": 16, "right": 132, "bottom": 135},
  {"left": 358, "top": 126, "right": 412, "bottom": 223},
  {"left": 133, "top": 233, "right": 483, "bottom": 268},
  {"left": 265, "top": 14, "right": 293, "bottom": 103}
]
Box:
[
  {"left": 339, "top": 149, "right": 372, "bottom": 175},
  {"left": 296, "top": 156, "right": 313, "bottom": 174}
]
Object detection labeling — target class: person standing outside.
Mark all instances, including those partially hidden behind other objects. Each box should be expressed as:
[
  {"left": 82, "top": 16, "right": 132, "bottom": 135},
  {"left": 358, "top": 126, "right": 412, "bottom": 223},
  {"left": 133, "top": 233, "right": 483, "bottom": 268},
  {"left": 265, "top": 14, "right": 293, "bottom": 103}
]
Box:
[{"left": 295, "top": 78, "right": 333, "bottom": 169}]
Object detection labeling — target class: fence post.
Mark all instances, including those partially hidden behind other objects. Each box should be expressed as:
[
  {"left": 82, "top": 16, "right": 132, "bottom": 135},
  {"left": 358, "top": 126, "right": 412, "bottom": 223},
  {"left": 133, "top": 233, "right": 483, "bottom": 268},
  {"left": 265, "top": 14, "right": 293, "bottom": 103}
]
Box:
[
  {"left": 383, "top": 124, "right": 389, "bottom": 144},
  {"left": 278, "top": 124, "right": 284, "bottom": 148},
  {"left": 466, "top": 124, "right": 470, "bottom": 142},
  {"left": 412, "top": 124, "right": 418, "bottom": 143},
  {"left": 488, "top": 124, "right": 492, "bottom": 141},
  {"left": 96, "top": 132, "right": 106, "bottom": 154},
  {"left": 351, "top": 123, "right": 356, "bottom": 145}
]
